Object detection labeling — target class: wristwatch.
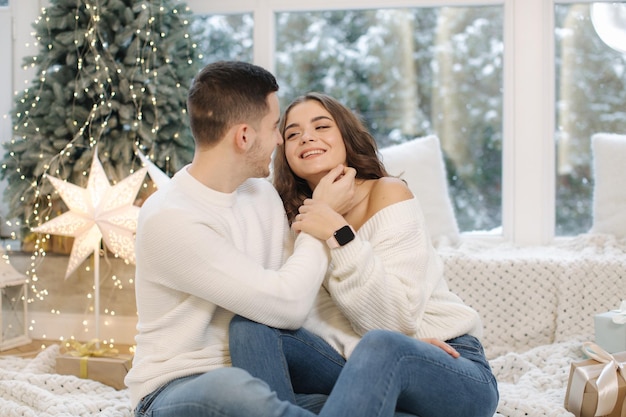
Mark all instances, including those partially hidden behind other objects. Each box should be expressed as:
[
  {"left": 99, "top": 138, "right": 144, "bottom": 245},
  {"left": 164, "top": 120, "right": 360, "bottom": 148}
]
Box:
[{"left": 326, "top": 225, "right": 356, "bottom": 249}]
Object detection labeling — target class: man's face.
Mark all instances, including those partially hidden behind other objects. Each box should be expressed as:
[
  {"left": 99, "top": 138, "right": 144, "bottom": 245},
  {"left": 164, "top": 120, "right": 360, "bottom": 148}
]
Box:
[{"left": 246, "top": 93, "right": 283, "bottom": 178}]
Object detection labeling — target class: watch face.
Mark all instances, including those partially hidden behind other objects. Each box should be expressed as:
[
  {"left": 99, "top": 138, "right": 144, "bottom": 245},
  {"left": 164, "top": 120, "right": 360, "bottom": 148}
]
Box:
[{"left": 335, "top": 225, "right": 355, "bottom": 246}]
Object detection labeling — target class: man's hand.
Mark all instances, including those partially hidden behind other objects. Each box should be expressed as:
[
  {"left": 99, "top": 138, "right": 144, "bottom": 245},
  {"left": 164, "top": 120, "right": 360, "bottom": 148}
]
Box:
[{"left": 312, "top": 164, "right": 357, "bottom": 214}]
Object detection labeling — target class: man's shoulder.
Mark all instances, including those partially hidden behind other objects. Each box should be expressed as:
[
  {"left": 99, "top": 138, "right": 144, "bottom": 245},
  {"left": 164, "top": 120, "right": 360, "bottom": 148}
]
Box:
[
  {"left": 138, "top": 179, "right": 188, "bottom": 223},
  {"left": 141, "top": 181, "right": 175, "bottom": 209},
  {"left": 239, "top": 178, "right": 280, "bottom": 199},
  {"left": 240, "top": 177, "right": 274, "bottom": 189}
]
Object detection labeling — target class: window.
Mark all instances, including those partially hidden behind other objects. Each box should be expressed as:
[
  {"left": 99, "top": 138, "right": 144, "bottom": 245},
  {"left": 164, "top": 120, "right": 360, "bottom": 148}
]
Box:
[
  {"left": 554, "top": 2, "right": 626, "bottom": 235},
  {"left": 192, "top": 13, "right": 253, "bottom": 64},
  {"left": 192, "top": 6, "right": 504, "bottom": 233},
  {"left": 275, "top": 7, "right": 503, "bottom": 233}
]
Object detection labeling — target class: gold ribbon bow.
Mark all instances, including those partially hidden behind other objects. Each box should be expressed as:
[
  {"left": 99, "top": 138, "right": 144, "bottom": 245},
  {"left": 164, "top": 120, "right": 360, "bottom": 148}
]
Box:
[
  {"left": 66, "top": 339, "right": 119, "bottom": 357},
  {"left": 568, "top": 342, "right": 626, "bottom": 417}
]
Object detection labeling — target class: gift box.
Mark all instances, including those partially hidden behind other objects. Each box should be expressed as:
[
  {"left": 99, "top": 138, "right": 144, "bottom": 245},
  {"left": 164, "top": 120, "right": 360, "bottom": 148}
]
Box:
[
  {"left": 595, "top": 300, "right": 626, "bottom": 354},
  {"left": 564, "top": 343, "right": 626, "bottom": 417},
  {"left": 55, "top": 341, "right": 133, "bottom": 390}
]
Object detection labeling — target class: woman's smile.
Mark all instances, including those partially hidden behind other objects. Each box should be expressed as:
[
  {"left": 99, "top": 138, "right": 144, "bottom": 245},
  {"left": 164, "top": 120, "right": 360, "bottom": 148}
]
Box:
[{"left": 300, "top": 148, "right": 327, "bottom": 159}]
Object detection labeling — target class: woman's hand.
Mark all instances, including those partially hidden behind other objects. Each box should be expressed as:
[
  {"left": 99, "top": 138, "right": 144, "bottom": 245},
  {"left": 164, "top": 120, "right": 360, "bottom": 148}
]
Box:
[
  {"left": 312, "top": 164, "right": 357, "bottom": 214},
  {"left": 291, "top": 199, "right": 348, "bottom": 241},
  {"left": 421, "top": 338, "right": 460, "bottom": 358}
]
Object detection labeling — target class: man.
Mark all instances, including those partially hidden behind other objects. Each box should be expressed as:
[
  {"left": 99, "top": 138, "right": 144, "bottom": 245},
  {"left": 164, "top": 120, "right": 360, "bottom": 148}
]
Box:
[{"left": 125, "top": 61, "right": 355, "bottom": 417}]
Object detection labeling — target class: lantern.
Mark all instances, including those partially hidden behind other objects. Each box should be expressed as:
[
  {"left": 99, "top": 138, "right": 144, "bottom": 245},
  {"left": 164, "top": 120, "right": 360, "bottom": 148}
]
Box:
[{"left": 0, "top": 258, "right": 30, "bottom": 350}]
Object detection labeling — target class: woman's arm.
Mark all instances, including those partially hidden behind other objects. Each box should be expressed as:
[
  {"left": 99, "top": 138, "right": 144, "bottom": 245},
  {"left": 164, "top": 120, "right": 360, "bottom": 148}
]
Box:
[
  {"left": 326, "top": 196, "right": 435, "bottom": 336},
  {"left": 294, "top": 178, "right": 439, "bottom": 337}
]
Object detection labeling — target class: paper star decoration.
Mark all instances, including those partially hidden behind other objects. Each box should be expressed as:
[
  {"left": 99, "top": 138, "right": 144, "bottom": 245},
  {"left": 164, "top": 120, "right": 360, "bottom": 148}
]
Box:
[
  {"left": 137, "top": 151, "right": 171, "bottom": 189},
  {"left": 33, "top": 150, "right": 148, "bottom": 279}
]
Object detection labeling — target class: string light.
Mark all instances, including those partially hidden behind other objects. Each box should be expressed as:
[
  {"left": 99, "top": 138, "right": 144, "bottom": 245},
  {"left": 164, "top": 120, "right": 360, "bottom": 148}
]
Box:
[{"left": 1, "top": 0, "right": 200, "bottom": 342}]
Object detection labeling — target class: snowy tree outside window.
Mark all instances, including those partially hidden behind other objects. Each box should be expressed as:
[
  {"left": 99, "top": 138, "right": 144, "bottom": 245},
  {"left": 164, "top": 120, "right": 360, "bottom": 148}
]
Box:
[
  {"left": 554, "top": 3, "right": 626, "bottom": 236},
  {"left": 191, "top": 13, "right": 253, "bottom": 63},
  {"left": 275, "top": 6, "right": 505, "bottom": 234}
]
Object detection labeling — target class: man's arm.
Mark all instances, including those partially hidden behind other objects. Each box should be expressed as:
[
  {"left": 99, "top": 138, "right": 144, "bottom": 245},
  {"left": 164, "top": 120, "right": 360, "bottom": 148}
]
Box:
[{"left": 136, "top": 209, "right": 328, "bottom": 330}]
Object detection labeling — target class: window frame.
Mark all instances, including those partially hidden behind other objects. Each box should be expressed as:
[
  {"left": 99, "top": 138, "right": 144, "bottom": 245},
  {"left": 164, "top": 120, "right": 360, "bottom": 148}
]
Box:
[{"left": 10, "top": 0, "right": 608, "bottom": 246}]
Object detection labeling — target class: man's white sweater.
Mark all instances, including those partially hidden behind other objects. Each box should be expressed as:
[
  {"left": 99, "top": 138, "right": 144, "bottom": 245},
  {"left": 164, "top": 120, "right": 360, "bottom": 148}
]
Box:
[{"left": 125, "top": 167, "right": 328, "bottom": 408}]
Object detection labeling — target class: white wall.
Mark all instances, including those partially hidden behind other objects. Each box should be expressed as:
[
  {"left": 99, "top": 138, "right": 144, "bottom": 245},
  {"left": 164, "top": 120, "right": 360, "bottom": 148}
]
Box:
[
  {"left": 0, "top": 7, "right": 13, "bottom": 233},
  {"left": 0, "top": 9, "right": 10, "bottom": 141}
]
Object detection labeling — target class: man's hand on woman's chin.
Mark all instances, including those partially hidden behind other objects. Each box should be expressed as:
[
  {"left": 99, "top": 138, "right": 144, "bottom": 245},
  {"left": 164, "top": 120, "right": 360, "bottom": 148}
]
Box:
[{"left": 312, "top": 164, "right": 357, "bottom": 214}]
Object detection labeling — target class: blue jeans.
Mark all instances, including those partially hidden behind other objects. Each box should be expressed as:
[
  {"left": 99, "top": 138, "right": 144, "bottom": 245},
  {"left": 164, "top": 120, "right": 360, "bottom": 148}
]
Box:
[
  {"left": 133, "top": 365, "right": 412, "bottom": 417},
  {"left": 134, "top": 367, "right": 318, "bottom": 417},
  {"left": 229, "top": 315, "right": 499, "bottom": 417},
  {"left": 230, "top": 316, "right": 346, "bottom": 403}
]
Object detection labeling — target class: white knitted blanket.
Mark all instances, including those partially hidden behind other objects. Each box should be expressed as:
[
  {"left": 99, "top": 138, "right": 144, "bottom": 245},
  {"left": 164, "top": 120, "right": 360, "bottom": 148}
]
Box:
[
  {"left": 492, "top": 338, "right": 583, "bottom": 417},
  {"left": 0, "top": 339, "right": 585, "bottom": 416},
  {"left": 0, "top": 344, "right": 132, "bottom": 416},
  {"left": 441, "top": 233, "right": 626, "bottom": 359}
]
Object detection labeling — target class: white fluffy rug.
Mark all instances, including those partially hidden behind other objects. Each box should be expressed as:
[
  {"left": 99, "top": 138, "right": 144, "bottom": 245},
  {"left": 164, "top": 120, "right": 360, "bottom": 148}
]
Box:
[
  {"left": 0, "top": 340, "right": 586, "bottom": 416},
  {"left": 492, "top": 339, "right": 583, "bottom": 417},
  {"left": 0, "top": 344, "right": 132, "bottom": 416}
]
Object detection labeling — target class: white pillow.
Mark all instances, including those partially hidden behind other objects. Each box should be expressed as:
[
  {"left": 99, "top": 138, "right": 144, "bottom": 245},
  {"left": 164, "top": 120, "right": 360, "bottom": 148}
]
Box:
[
  {"left": 379, "top": 135, "right": 460, "bottom": 246},
  {"left": 590, "top": 133, "right": 626, "bottom": 237}
]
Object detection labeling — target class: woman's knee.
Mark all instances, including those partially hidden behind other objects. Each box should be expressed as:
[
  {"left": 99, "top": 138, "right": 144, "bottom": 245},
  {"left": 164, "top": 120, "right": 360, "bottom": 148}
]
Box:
[
  {"left": 359, "top": 329, "right": 409, "bottom": 351},
  {"left": 350, "top": 329, "right": 414, "bottom": 366}
]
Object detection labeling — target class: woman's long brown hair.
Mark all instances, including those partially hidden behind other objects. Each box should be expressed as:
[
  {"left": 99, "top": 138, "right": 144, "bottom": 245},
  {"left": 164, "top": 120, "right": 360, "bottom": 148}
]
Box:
[{"left": 273, "top": 92, "right": 388, "bottom": 223}]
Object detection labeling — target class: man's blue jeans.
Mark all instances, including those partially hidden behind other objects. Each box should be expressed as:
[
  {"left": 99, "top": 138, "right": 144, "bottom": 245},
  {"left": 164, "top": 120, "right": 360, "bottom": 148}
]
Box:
[
  {"left": 229, "top": 315, "right": 499, "bottom": 417},
  {"left": 134, "top": 367, "right": 319, "bottom": 417}
]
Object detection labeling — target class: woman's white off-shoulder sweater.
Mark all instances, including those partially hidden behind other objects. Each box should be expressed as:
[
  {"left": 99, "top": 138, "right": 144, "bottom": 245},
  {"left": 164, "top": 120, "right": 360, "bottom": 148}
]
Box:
[{"left": 304, "top": 198, "right": 482, "bottom": 358}]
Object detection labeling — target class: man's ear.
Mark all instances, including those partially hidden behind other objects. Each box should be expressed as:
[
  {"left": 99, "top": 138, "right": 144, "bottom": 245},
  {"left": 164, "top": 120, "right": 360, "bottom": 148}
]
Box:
[{"left": 234, "top": 124, "right": 253, "bottom": 152}]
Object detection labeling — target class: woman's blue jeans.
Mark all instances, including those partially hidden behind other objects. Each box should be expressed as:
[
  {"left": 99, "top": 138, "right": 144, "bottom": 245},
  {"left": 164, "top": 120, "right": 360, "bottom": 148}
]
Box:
[{"left": 229, "top": 315, "right": 499, "bottom": 417}]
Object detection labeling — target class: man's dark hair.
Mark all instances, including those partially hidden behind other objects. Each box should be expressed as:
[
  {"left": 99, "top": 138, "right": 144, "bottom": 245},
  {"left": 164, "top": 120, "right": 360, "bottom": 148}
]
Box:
[{"left": 187, "top": 61, "right": 279, "bottom": 147}]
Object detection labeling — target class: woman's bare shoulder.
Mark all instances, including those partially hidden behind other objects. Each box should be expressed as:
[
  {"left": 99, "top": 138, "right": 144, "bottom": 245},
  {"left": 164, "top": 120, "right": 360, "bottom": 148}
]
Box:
[{"left": 367, "top": 177, "right": 414, "bottom": 214}]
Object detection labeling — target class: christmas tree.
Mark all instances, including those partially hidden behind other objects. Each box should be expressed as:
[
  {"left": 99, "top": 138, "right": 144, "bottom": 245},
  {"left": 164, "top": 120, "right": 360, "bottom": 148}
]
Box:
[{"left": 1, "top": 0, "right": 201, "bottom": 242}]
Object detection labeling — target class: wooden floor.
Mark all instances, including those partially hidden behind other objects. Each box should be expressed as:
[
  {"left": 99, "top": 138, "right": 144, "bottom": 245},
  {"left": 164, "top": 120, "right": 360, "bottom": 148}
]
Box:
[
  {"left": 0, "top": 339, "right": 52, "bottom": 358},
  {"left": 0, "top": 339, "right": 135, "bottom": 358}
]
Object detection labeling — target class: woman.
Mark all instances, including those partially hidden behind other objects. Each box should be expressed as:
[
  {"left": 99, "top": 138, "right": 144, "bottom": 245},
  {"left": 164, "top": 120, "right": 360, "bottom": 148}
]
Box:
[{"left": 229, "top": 92, "right": 499, "bottom": 417}]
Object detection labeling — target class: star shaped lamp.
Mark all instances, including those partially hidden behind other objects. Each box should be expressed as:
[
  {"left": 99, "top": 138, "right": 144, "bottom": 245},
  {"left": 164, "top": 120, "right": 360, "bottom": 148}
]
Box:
[
  {"left": 137, "top": 151, "right": 171, "bottom": 189},
  {"left": 33, "top": 151, "right": 148, "bottom": 279}
]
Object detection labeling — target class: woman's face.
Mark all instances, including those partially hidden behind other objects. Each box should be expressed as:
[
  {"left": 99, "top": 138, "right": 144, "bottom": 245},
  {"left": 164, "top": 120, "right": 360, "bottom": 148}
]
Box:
[{"left": 282, "top": 100, "right": 347, "bottom": 186}]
